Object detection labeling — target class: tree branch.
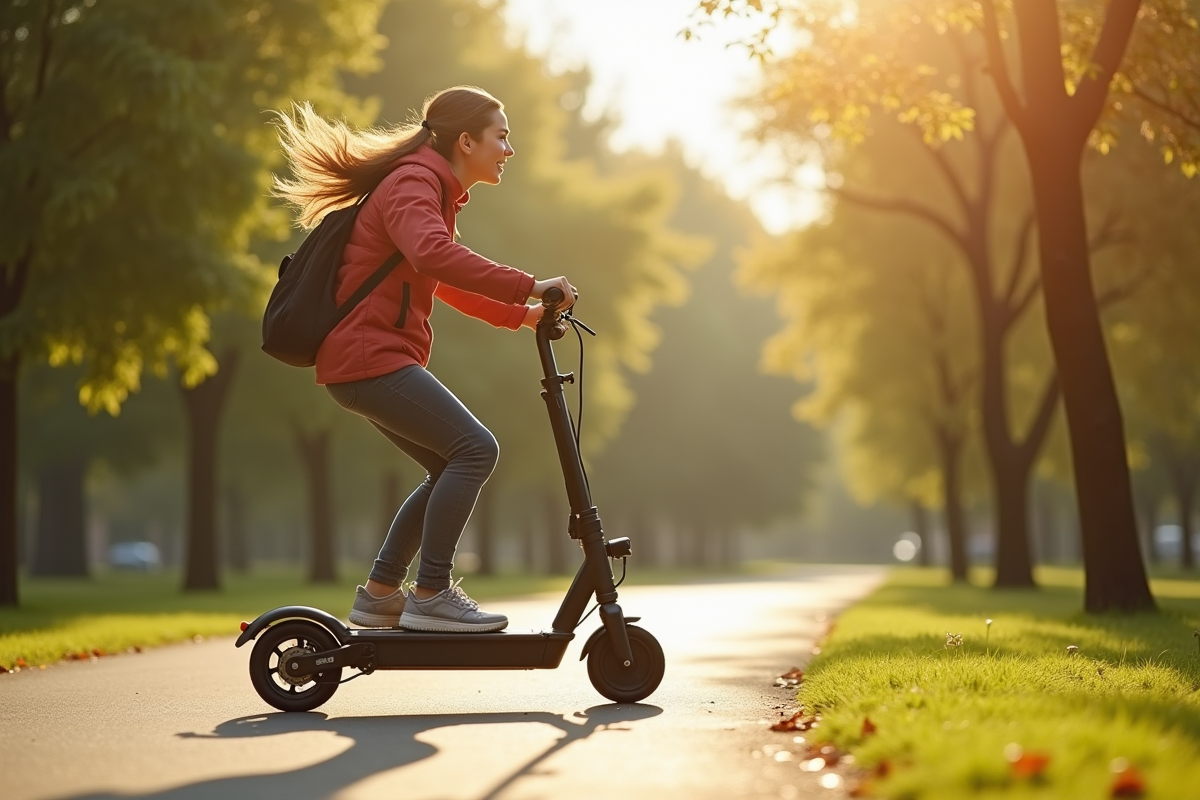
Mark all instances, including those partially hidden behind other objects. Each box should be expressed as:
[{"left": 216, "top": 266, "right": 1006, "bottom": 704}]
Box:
[
  {"left": 1071, "top": 0, "right": 1142, "bottom": 137},
  {"left": 1131, "top": 84, "right": 1200, "bottom": 133},
  {"left": 1018, "top": 370, "right": 1061, "bottom": 467},
  {"left": 1088, "top": 207, "right": 1134, "bottom": 255},
  {"left": 34, "top": 0, "right": 59, "bottom": 102},
  {"left": 0, "top": 249, "right": 34, "bottom": 318},
  {"left": 1003, "top": 210, "right": 1037, "bottom": 306},
  {"left": 913, "top": 128, "right": 974, "bottom": 222},
  {"left": 1097, "top": 264, "right": 1155, "bottom": 309},
  {"left": 979, "top": 0, "right": 1029, "bottom": 134},
  {"left": 829, "top": 185, "right": 971, "bottom": 255}
]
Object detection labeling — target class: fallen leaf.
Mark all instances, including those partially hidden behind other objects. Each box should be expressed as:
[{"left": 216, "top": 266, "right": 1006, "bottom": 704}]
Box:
[
  {"left": 1009, "top": 752, "right": 1051, "bottom": 779},
  {"left": 862, "top": 716, "right": 877, "bottom": 737},
  {"left": 1111, "top": 764, "right": 1146, "bottom": 797},
  {"left": 780, "top": 667, "right": 804, "bottom": 681},
  {"left": 874, "top": 760, "right": 892, "bottom": 778},
  {"left": 15, "top": 658, "right": 27, "bottom": 668},
  {"left": 770, "top": 711, "right": 820, "bottom": 732},
  {"left": 91, "top": 649, "right": 105, "bottom": 658},
  {"left": 848, "top": 778, "right": 875, "bottom": 798}
]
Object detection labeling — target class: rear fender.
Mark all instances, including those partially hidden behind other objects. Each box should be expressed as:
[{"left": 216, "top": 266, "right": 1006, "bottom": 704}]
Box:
[
  {"left": 578, "top": 616, "right": 641, "bottom": 660},
  {"left": 235, "top": 606, "right": 352, "bottom": 648}
]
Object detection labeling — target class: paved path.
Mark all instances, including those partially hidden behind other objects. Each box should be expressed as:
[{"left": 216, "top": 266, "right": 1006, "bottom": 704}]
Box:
[{"left": 1, "top": 566, "right": 884, "bottom": 800}]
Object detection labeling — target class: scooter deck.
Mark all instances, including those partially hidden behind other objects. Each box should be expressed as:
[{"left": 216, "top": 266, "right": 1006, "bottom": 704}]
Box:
[{"left": 345, "top": 627, "right": 574, "bottom": 669}]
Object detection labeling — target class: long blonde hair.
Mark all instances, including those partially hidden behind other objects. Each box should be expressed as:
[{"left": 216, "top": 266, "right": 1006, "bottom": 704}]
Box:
[{"left": 273, "top": 86, "right": 504, "bottom": 229}]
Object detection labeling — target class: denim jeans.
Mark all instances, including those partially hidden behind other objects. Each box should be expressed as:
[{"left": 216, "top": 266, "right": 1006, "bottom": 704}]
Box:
[{"left": 325, "top": 365, "right": 499, "bottom": 591}]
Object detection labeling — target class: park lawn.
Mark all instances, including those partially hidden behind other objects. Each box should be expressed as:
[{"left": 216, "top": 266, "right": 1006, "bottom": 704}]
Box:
[
  {"left": 798, "top": 566, "right": 1200, "bottom": 800},
  {"left": 0, "top": 560, "right": 781, "bottom": 671}
]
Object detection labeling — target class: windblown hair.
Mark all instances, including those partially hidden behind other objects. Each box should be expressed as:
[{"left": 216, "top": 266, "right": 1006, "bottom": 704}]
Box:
[{"left": 273, "top": 86, "right": 504, "bottom": 229}]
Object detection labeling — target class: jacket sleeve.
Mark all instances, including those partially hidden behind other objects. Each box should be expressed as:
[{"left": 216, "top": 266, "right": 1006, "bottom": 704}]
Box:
[
  {"left": 381, "top": 167, "right": 535, "bottom": 304},
  {"left": 434, "top": 283, "right": 528, "bottom": 330}
]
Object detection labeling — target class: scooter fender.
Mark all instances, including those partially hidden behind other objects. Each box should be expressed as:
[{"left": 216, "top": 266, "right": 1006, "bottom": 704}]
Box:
[
  {"left": 235, "top": 606, "right": 352, "bottom": 648},
  {"left": 578, "top": 616, "right": 641, "bottom": 660}
]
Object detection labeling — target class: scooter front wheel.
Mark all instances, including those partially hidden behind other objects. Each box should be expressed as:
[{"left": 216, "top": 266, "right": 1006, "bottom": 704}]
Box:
[
  {"left": 586, "top": 625, "right": 665, "bottom": 703},
  {"left": 249, "top": 620, "right": 342, "bottom": 712}
]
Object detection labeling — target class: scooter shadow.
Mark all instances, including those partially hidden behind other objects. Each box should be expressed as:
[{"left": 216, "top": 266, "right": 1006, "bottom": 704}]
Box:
[{"left": 68, "top": 703, "right": 662, "bottom": 800}]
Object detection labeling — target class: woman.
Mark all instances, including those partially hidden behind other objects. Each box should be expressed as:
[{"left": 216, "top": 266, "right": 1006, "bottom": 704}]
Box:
[{"left": 274, "top": 86, "right": 576, "bottom": 632}]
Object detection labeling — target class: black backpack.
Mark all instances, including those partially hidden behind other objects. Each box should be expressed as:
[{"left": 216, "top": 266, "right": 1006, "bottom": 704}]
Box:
[{"left": 261, "top": 194, "right": 403, "bottom": 367}]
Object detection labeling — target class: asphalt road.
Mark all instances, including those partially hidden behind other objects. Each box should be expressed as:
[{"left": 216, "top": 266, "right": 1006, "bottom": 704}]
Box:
[{"left": 1, "top": 565, "right": 884, "bottom": 800}]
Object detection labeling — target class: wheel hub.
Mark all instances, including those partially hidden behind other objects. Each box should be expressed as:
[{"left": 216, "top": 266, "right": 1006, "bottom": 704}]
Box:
[{"left": 278, "top": 645, "right": 315, "bottom": 686}]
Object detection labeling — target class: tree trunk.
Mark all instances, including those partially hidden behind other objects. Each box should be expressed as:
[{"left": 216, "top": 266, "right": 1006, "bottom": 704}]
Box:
[
  {"left": 991, "top": 461, "right": 1036, "bottom": 587},
  {"left": 180, "top": 350, "right": 239, "bottom": 592},
  {"left": 1140, "top": 501, "right": 1159, "bottom": 565},
  {"left": 544, "top": 488, "right": 567, "bottom": 575},
  {"left": 31, "top": 460, "right": 89, "bottom": 577},
  {"left": 939, "top": 432, "right": 970, "bottom": 582},
  {"left": 295, "top": 427, "right": 337, "bottom": 583},
  {"left": 224, "top": 484, "right": 248, "bottom": 574},
  {"left": 1008, "top": 0, "right": 1153, "bottom": 612},
  {"left": 912, "top": 501, "right": 932, "bottom": 567},
  {"left": 1170, "top": 456, "right": 1197, "bottom": 571},
  {"left": 0, "top": 351, "right": 19, "bottom": 606},
  {"left": 476, "top": 485, "right": 496, "bottom": 576},
  {"left": 1027, "top": 153, "right": 1152, "bottom": 610}
]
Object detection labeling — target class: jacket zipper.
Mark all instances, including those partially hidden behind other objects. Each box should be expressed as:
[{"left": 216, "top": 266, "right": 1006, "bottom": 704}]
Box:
[{"left": 395, "top": 281, "right": 411, "bottom": 328}]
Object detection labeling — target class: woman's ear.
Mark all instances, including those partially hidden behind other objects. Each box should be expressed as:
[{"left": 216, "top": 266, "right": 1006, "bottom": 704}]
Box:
[{"left": 457, "top": 131, "right": 473, "bottom": 154}]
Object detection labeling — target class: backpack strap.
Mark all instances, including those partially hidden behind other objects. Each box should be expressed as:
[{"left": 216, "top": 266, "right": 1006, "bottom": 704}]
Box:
[{"left": 336, "top": 250, "right": 404, "bottom": 318}]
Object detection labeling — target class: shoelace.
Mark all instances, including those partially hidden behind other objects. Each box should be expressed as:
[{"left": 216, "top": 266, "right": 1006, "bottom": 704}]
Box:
[{"left": 443, "top": 578, "right": 480, "bottom": 611}]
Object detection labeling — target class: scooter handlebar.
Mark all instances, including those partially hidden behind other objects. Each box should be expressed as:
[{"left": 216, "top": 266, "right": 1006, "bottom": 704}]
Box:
[{"left": 542, "top": 286, "right": 566, "bottom": 307}]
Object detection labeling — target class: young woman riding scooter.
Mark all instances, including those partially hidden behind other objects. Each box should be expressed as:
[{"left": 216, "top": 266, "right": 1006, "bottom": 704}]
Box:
[{"left": 273, "top": 85, "right": 576, "bottom": 633}]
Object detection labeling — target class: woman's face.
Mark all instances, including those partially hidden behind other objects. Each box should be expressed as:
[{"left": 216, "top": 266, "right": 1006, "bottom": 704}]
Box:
[{"left": 457, "top": 109, "right": 514, "bottom": 188}]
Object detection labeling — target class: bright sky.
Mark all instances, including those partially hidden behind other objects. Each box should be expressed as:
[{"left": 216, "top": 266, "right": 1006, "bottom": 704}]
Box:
[{"left": 501, "top": 0, "right": 823, "bottom": 235}]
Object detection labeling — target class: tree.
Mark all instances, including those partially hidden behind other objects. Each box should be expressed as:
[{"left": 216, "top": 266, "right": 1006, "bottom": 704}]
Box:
[
  {"left": 744, "top": 183, "right": 986, "bottom": 581},
  {"left": 592, "top": 147, "right": 821, "bottom": 566},
  {"left": 694, "top": 0, "right": 1200, "bottom": 611},
  {"left": 0, "top": 0, "right": 387, "bottom": 602}
]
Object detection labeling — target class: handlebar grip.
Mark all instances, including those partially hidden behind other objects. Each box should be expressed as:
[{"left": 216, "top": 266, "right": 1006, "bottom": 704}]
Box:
[{"left": 543, "top": 286, "right": 565, "bottom": 306}]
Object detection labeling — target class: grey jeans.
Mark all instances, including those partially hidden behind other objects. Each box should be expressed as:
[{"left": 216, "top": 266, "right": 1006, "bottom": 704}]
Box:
[{"left": 325, "top": 365, "right": 499, "bottom": 591}]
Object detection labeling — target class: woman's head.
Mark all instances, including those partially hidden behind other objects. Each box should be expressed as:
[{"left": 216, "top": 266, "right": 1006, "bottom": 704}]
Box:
[
  {"left": 272, "top": 85, "right": 511, "bottom": 229},
  {"left": 423, "top": 87, "right": 514, "bottom": 189}
]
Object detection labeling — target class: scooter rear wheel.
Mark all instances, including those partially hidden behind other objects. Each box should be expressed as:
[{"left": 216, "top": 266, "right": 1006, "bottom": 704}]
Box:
[
  {"left": 586, "top": 625, "right": 665, "bottom": 703},
  {"left": 249, "top": 620, "right": 342, "bottom": 712}
]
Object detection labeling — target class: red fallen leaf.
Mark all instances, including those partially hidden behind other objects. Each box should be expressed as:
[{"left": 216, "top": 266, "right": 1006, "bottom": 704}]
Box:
[
  {"left": 15, "top": 658, "right": 27, "bottom": 668},
  {"left": 848, "top": 779, "right": 874, "bottom": 798},
  {"left": 780, "top": 667, "right": 804, "bottom": 681},
  {"left": 862, "top": 716, "right": 877, "bottom": 737},
  {"left": 874, "top": 760, "right": 892, "bottom": 778},
  {"left": 1009, "top": 752, "right": 1051, "bottom": 779},
  {"left": 770, "top": 711, "right": 820, "bottom": 732},
  {"left": 91, "top": 649, "right": 105, "bottom": 658},
  {"left": 69, "top": 651, "right": 90, "bottom": 661},
  {"left": 1111, "top": 765, "right": 1146, "bottom": 797}
]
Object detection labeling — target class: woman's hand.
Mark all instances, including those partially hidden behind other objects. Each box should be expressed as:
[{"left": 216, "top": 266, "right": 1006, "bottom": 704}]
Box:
[
  {"left": 521, "top": 304, "right": 545, "bottom": 329},
  {"left": 531, "top": 276, "right": 577, "bottom": 310}
]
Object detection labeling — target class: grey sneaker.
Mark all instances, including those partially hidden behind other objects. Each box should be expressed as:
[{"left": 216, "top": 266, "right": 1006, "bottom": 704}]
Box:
[
  {"left": 399, "top": 579, "right": 508, "bottom": 633},
  {"left": 348, "top": 585, "right": 406, "bottom": 628}
]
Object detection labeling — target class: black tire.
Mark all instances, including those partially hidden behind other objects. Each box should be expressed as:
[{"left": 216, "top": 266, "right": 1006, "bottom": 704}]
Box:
[
  {"left": 586, "top": 625, "right": 665, "bottom": 703},
  {"left": 249, "top": 620, "right": 342, "bottom": 712}
]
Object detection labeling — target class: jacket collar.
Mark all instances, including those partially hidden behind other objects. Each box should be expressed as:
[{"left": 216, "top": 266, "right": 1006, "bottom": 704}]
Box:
[{"left": 396, "top": 145, "right": 468, "bottom": 212}]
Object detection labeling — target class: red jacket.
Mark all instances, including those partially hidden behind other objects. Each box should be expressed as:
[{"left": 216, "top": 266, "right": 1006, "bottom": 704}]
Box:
[{"left": 315, "top": 146, "right": 534, "bottom": 385}]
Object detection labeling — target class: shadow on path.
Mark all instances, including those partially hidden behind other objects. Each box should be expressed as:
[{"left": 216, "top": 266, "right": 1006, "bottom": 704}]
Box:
[{"left": 68, "top": 704, "right": 661, "bottom": 800}]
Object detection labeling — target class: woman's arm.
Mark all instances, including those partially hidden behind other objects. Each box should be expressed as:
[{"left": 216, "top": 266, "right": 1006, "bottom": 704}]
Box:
[
  {"left": 381, "top": 168, "right": 535, "bottom": 304},
  {"left": 433, "top": 283, "right": 530, "bottom": 330}
]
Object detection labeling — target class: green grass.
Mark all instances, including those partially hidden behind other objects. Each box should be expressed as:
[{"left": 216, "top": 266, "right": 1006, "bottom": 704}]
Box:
[
  {"left": 799, "top": 566, "right": 1200, "bottom": 800},
  {"left": 0, "top": 560, "right": 781, "bottom": 671}
]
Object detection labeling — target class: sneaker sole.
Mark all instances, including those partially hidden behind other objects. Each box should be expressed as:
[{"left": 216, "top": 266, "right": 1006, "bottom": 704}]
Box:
[
  {"left": 398, "top": 611, "right": 508, "bottom": 633},
  {"left": 349, "top": 610, "right": 402, "bottom": 628}
]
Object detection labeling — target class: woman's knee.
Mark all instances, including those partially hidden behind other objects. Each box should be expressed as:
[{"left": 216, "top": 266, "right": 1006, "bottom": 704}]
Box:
[{"left": 465, "top": 430, "right": 500, "bottom": 477}]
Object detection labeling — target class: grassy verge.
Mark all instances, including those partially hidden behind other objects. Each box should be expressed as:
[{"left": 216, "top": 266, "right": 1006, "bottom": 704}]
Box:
[
  {"left": 0, "top": 560, "right": 783, "bottom": 671},
  {"left": 796, "top": 566, "right": 1200, "bottom": 800}
]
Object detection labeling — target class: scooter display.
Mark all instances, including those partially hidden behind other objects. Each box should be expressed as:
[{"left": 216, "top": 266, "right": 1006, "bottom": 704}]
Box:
[{"left": 235, "top": 288, "right": 665, "bottom": 712}]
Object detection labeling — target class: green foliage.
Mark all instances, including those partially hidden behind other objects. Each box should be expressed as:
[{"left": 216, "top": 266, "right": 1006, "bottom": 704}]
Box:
[
  {"left": 0, "top": 0, "right": 386, "bottom": 412},
  {"left": 691, "top": 0, "right": 1200, "bottom": 175},
  {"left": 592, "top": 147, "right": 822, "bottom": 533},
  {"left": 797, "top": 567, "right": 1200, "bottom": 799}
]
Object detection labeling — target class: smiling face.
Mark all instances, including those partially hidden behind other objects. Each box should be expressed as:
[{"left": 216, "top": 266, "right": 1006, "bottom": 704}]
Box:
[{"left": 452, "top": 109, "right": 514, "bottom": 189}]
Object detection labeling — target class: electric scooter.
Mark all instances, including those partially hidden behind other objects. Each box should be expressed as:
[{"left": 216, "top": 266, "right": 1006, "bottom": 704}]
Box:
[{"left": 235, "top": 288, "right": 665, "bottom": 712}]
